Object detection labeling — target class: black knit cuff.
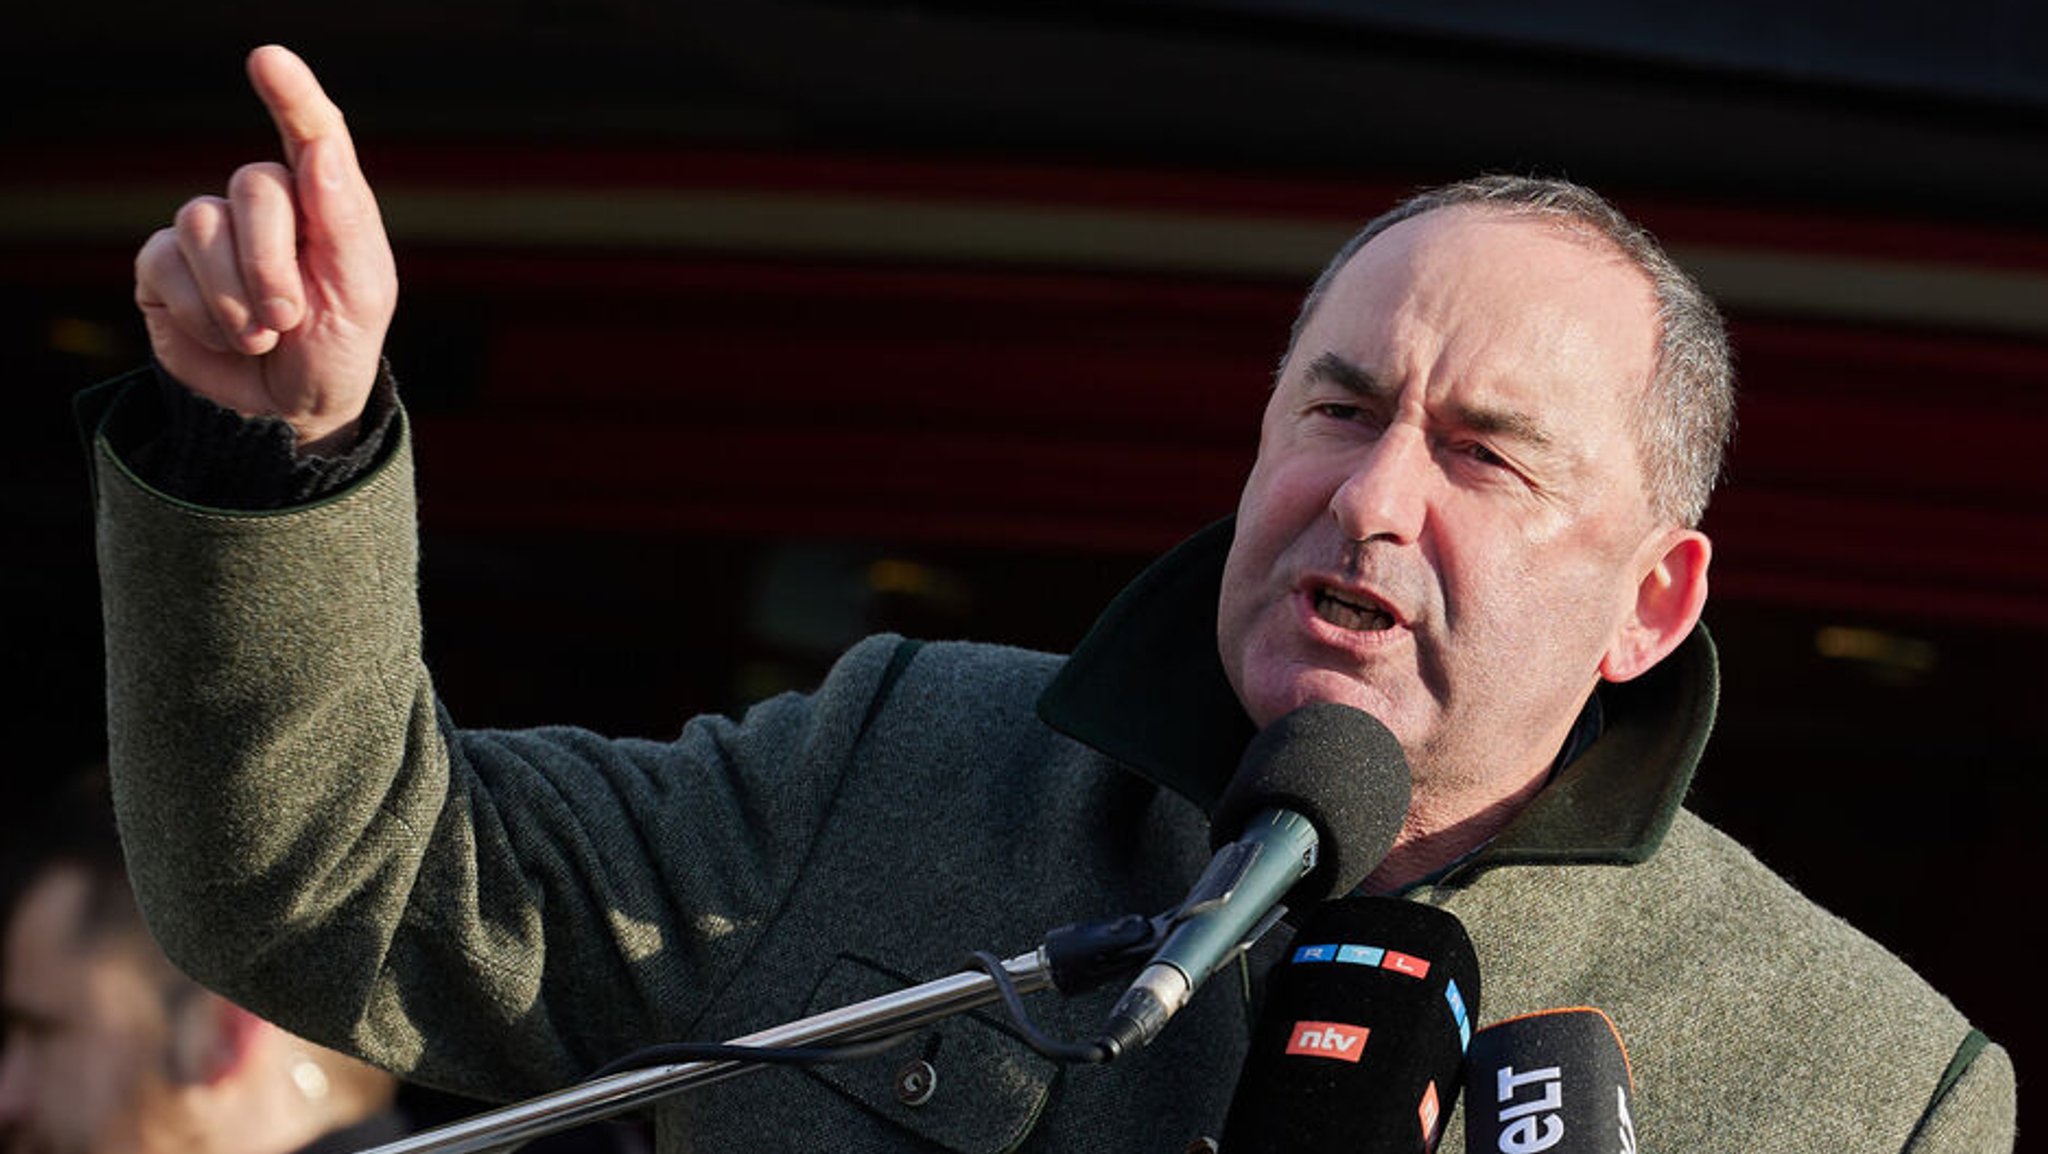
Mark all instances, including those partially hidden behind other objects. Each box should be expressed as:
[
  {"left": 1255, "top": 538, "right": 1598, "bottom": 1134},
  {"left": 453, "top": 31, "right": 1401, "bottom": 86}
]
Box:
[{"left": 114, "top": 364, "right": 402, "bottom": 510}]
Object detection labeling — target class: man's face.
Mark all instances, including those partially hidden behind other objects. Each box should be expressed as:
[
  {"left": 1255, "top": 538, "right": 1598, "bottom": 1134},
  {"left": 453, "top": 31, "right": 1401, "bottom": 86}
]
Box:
[
  {"left": 0, "top": 868, "right": 182, "bottom": 1154},
  {"left": 1217, "top": 207, "right": 1670, "bottom": 791}
]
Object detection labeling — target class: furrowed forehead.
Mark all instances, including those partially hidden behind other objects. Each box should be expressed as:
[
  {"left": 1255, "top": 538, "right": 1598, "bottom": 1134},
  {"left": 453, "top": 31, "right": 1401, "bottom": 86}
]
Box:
[
  {"left": 1300, "top": 347, "right": 1562, "bottom": 458},
  {"left": 1292, "top": 214, "right": 1654, "bottom": 475}
]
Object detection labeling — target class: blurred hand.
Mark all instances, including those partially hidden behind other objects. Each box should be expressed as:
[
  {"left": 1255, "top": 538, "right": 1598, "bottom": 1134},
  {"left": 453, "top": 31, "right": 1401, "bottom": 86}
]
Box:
[{"left": 134, "top": 45, "right": 397, "bottom": 453}]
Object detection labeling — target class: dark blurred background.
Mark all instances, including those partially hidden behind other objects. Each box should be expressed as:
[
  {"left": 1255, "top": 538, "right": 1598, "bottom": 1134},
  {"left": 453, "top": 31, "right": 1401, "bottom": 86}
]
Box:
[{"left": 4, "top": 0, "right": 2043, "bottom": 1142}]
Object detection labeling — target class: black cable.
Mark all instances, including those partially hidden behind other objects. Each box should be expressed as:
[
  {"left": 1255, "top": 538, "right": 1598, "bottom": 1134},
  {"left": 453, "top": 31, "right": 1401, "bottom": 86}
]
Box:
[
  {"left": 584, "top": 949, "right": 1116, "bottom": 1083},
  {"left": 961, "top": 950, "right": 1113, "bottom": 1065}
]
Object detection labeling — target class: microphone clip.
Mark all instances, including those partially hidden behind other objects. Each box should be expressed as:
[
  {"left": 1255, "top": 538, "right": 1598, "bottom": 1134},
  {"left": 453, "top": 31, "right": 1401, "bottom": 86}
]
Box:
[{"left": 1040, "top": 839, "right": 1293, "bottom": 998}]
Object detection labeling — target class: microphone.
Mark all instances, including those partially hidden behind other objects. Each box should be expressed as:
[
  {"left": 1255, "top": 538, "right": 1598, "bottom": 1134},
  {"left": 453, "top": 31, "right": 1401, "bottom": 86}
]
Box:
[
  {"left": 1100, "top": 703, "right": 1410, "bottom": 1056},
  {"left": 1219, "top": 896, "right": 1481, "bottom": 1153},
  {"left": 1464, "top": 1008, "right": 1638, "bottom": 1154}
]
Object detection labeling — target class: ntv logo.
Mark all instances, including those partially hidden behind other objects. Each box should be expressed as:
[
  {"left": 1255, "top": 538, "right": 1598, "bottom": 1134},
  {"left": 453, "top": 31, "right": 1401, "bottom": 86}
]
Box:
[{"left": 1284, "top": 1020, "right": 1370, "bottom": 1064}]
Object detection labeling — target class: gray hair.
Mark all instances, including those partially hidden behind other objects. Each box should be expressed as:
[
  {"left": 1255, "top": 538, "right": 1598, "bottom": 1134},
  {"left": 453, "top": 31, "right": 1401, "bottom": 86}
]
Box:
[{"left": 1287, "top": 175, "right": 1735, "bottom": 528}]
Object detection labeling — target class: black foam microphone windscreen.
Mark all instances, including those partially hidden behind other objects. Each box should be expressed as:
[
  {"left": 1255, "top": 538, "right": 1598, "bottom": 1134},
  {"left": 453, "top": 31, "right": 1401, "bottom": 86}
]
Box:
[
  {"left": 1098, "top": 703, "right": 1413, "bottom": 1058},
  {"left": 1220, "top": 896, "right": 1480, "bottom": 1154},
  {"left": 1464, "top": 1008, "right": 1637, "bottom": 1154},
  {"left": 1210, "top": 702, "right": 1412, "bottom": 906}
]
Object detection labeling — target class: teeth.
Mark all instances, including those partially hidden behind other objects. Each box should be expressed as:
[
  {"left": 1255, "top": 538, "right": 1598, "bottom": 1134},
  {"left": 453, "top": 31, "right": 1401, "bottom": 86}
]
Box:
[{"left": 1315, "top": 589, "right": 1393, "bottom": 631}]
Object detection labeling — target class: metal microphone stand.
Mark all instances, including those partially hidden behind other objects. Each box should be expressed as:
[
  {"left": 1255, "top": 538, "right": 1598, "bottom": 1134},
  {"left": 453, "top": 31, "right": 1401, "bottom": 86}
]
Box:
[
  {"left": 356, "top": 949, "right": 1050, "bottom": 1154},
  {"left": 356, "top": 831, "right": 1278, "bottom": 1154}
]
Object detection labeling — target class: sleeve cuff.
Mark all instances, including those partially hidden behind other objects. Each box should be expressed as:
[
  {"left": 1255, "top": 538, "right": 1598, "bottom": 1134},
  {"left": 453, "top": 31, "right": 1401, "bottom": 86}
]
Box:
[{"left": 87, "top": 363, "right": 403, "bottom": 511}]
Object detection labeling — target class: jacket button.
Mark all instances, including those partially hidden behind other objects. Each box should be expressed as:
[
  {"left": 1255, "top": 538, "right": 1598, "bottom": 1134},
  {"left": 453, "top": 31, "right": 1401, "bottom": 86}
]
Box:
[
  {"left": 893, "top": 1059, "right": 938, "bottom": 1107},
  {"left": 1185, "top": 1139, "right": 1221, "bottom": 1153}
]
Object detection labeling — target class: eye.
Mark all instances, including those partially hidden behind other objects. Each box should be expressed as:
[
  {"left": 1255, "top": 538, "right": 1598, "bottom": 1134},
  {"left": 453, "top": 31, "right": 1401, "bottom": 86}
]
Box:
[
  {"left": 1442, "top": 437, "right": 1526, "bottom": 484},
  {"left": 1463, "top": 441, "right": 1508, "bottom": 468},
  {"left": 1307, "top": 402, "right": 1383, "bottom": 432}
]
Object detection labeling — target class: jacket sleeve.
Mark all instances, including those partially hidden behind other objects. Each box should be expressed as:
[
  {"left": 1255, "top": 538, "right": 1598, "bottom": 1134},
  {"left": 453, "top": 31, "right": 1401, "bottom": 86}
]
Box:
[
  {"left": 89, "top": 377, "right": 902, "bottom": 1102},
  {"left": 1902, "top": 1034, "right": 2016, "bottom": 1154}
]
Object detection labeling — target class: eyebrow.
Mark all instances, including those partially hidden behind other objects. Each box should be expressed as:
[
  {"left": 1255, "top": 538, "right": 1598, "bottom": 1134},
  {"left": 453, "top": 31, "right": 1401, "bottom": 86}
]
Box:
[
  {"left": 1450, "top": 398, "right": 1555, "bottom": 451},
  {"left": 1305, "top": 351, "right": 1384, "bottom": 400},
  {"left": 1304, "top": 350, "right": 1556, "bottom": 451}
]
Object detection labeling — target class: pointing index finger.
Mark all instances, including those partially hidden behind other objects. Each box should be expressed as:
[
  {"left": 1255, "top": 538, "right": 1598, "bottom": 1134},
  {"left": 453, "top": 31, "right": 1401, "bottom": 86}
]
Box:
[{"left": 246, "top": 45, "right": 349, "bottom": 174}]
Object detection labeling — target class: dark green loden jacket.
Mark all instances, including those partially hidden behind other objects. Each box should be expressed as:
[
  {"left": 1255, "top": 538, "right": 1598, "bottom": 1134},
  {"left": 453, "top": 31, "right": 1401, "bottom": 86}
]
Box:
[{"left": 88, "top": 389, "right": 2012, "bottom": 1152}]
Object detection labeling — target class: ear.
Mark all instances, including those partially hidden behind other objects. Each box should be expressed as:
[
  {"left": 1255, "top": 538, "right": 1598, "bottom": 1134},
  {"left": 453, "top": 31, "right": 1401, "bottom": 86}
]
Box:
[
  {"left": 168, "top": 993, "right": 266, "bottom": 1087},
  {"left": 1600, "top": 528, "right": 1711, "bottom": 684}
]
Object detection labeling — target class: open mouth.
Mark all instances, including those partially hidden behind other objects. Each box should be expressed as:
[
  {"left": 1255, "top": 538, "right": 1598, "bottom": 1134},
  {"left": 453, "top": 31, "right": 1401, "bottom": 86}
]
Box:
[{"left": 1313, "top": 587, "right": 1396, "bottom": 632}]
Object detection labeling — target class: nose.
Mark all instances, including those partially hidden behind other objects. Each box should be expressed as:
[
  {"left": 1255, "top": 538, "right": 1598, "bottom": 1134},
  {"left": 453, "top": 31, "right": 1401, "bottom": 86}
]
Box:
[{"left": 1329, "top": 424, "right": 1429, "bottom": 545}]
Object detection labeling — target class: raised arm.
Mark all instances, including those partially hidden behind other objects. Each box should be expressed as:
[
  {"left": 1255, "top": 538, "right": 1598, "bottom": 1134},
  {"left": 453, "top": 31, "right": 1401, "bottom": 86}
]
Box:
[
  {"left": 93, "top": 48, "right": 877, "bottom": 1106},
  {"left": 132, "top": 45, "right": 395, "bottom": 454}
]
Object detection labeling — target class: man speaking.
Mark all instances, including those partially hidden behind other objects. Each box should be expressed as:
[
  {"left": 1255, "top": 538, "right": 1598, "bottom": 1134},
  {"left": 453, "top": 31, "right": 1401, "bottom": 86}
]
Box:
[{"left": 85, "top": 45, "right": 2011, "bottom": 1152}]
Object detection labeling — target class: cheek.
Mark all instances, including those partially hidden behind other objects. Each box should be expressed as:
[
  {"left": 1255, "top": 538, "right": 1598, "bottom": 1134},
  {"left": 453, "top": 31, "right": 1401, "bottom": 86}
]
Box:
[
  {"left": 1223, "top": 454, "right": 1343, "bottom": 616},
  {"left": 1216, "top": 520, "right": 1272, "bottom": 672},
  {"left": 1429, "top": 502, "right": 1575, "bottom": 642},
  {"left": 1221, "top": 470, "right": 1313, "bottom": 678},
  {"left": 1444, "top": 520, "right": 1638, "bottom": 666},
  {"left": 1234, "top": 447, "right": 1343, "bottom": 553}
]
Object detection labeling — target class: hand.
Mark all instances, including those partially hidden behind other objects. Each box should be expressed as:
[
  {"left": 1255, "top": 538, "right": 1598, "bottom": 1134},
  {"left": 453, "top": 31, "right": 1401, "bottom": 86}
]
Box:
[{"left": 134, "top": 45, "right": 398, "bottom": 454}]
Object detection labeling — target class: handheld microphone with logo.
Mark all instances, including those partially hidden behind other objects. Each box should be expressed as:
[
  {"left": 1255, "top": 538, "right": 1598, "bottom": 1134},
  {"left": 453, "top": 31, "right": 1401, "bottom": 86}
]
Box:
[
  {"left": 1464, "top": 1008, "right": 1637, "bottom": 1154},
  {"left": 1099, "top": 703, "right": 1410, "bottom": 1057},
  {"left": 1219, "top": 896, "right": 1481, "bottom": 1154}
]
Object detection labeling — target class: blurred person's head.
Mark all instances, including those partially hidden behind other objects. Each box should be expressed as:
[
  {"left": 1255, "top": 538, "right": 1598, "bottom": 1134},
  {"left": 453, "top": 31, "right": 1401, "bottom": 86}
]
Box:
[{"left": 0, "top": 769, "right": 398, "bottom": 1154}]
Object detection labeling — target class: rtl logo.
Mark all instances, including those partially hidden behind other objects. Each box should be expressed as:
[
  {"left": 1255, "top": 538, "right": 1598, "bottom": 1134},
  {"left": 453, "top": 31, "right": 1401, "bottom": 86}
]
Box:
[
  {"left": 1284, "top": 1020, "right": 1369, "bottom": 1063},
  {"left": 1382, "top": 950, "right": 1431, "bottom": 979}
]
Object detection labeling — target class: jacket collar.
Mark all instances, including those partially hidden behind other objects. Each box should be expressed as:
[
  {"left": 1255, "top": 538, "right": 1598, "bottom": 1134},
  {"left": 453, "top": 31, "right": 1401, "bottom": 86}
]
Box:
[{"left": 1036, "top": 518, "right": 1719, "bottom": 874}]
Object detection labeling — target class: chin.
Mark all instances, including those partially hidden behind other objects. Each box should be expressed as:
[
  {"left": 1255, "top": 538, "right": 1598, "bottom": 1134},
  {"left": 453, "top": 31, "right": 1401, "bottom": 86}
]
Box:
[{"left": 1241, "top": 663, "right": 1404, "bottom": 733}]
